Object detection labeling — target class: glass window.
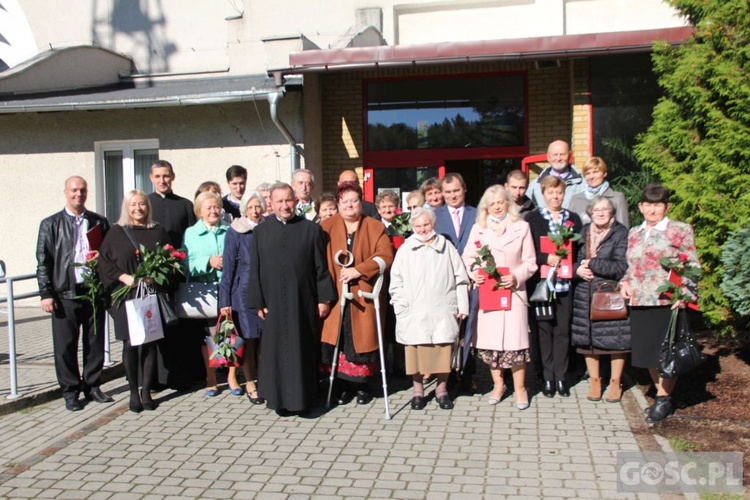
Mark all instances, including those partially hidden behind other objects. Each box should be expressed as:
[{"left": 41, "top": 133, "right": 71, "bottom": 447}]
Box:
[
  {"left": 96, "top": 141, "right": 159, "bottom": 222},
  {"left": 367, "top": 75, "right": 525, "bottom": 151},
  {"left": 372, "top": 166, "right": 439, "bottom": 207}
]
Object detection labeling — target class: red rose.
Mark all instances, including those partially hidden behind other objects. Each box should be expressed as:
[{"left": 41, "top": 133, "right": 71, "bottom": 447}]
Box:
[
  {"left": 474, "top": 240, "right": 482, "bottom": 248},
  {"left": 178, "top": 251, "right": 187, "bottom": 259},
  {"left": 163, "top": 243, "right": 174, "bottom": 250},
  {"left": 678, "top": 253, "right": 688, "bottom": 262},
  {"left": 171, "top": 250, "right": 181, "bottom": 259},
  {"left": 135, "top": 249, "right": 140, "bottom": 256},
  {"left": 85, "top": 251, "right": 97, "bottom": 260},
  {"left": 564, "top": 220, "right": 574, "bottom": 229},
  {"left": 396, "top": 208, "right": 403, "bottom": 214}
]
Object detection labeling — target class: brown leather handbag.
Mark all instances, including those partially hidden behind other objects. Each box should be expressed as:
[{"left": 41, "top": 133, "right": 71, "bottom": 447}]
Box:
[{"left": 590, "top": 281, "right": 628, "bottom": 321}]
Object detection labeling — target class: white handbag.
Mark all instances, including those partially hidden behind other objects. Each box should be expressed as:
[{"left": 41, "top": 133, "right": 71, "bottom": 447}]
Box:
[
  {"left": 125, "top": 282, "right": 165, "bottom": 346},
  {"left": 175, "top": 279, "right": 219, "bottom": 319}
]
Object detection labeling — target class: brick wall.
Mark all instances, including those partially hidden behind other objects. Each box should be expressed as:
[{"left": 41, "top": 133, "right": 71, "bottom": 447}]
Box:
[
  {"left": 318, "top": 60, "right": 582, "bottom": 191},
  {"left": 571, "top": 58, "right": 592, "bottom": 167}
]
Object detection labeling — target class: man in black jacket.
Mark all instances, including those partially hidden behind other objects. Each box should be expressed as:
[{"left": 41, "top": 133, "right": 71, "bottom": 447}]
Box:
[
  {"left": 147, "top": 160, "right": 196, "bottom": 389},
  {"left": 147, "top": 160, "right": 196, "bottom": 247},
  {"left": 36, "top": 176, "right": 113, "bottom": 411}
]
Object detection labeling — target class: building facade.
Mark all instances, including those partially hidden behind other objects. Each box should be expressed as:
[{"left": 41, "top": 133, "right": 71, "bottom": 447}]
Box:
[{"left": 0, "top": 0, "right": 687, "bottom": 278}]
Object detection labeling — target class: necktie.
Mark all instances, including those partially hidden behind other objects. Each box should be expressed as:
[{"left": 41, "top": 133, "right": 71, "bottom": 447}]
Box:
[{"left": 452, "top": 209, "right": 461, "bottom": 237}]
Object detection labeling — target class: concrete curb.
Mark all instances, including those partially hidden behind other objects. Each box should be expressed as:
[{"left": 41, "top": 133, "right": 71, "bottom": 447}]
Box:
[{"left": 622, "top": 371, "right": 701, "bottom": 500}]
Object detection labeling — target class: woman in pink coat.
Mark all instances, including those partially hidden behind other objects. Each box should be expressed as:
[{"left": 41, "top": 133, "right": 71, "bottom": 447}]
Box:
[{"left": 462, "top": 185, "right": 538, "bottom": 410}]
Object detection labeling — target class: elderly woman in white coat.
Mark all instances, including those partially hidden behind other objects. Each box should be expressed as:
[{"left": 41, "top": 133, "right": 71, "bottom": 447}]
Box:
[
  {"left": 390, "top": 207, "right": 469, "bottom": 411},
  {"left": 462, "top": 185, "right": 537, "bottom": 410}
]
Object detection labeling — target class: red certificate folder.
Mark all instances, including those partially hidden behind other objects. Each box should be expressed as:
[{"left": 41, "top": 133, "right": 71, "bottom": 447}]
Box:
[
  {"left": 540, "top": 236, "right": 573, "bottom": 279},
  {"left": 665, "top": 269, "right": 700, "bottom": 311},
  {"left": 86, "top": 223, "right": 104, "bottom": 251},
  {"left": 478, "top": 268, "right": 512, "bottom": 311}
]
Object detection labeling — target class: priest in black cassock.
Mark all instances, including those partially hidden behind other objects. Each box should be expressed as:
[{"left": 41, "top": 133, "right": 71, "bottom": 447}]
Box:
[{"left": 249, "top": 182, "right": 336, "bottom": 415}]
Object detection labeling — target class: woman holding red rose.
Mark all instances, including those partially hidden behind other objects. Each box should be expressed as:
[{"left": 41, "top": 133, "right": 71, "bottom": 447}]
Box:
[
  {"left": 620, "top": 184, "right": 700, "bottom": 423},
  {"left": 525, "top": 176, "right": 583, "bottom": 398},
  {"left": 462, "top": 185, "right": 537, "bottom": 409},
  {"left": 98, "top": 190, "right": 175, "bottom": 413}
]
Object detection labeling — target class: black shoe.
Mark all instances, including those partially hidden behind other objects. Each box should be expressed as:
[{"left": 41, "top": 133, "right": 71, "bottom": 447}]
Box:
[
  {"left": 542, "top": 381, "right": 555, "bottom": 398},
  {"left": 275, "top": 408, "right": 295, "bottom": 417},
  {"left": 646, "top": 396, "right": 673, "bottom": 424},
  {"left": 410, "top": 396, "right": 426, "bottom": 410},
  {"left": 246, "top": 390, "right": 265, "bottom": 405},
  {"left": 437, "top": 394, "right": 453, "bottom": 410},
  {"left": 141, "top": 390, "right": 157, "bottom": 411},
  {"left": 85, "top": 388, "right": 114, "bottom": 404},
  {"left": 64, "top": 397, "right": 82, "bottom": 411},
  {"left": 337, "top": 390, "right": 355, "bottom": 405},
  {"left": 129, "top": 393, "right": 143, "bottom": 413},
  {"left": 356, "top": 390, "right": 372, "bottom": 405},
  {"left": 556, "top": 380, "right": 570, "bottom": 398}
]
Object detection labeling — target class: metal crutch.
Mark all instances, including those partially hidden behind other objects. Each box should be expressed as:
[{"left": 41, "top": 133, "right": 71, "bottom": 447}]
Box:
[
  {"left": 326, "top": 250, "right": 355, "bottom": 408},
  {"left": 357, "top": 256, "right": 391, "bottom": 420}
]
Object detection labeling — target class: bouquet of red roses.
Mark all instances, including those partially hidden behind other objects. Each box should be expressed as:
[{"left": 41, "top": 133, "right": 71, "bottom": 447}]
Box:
[
  {"left": 111, "top": 243, "right": 186, "bottom": 307},
  {"left": 472, "top": 241, "right": 528, "bottom": 307},
  {"left": 656, "top": 252, "right": 701, "bottom": 309},
  {"left": 547, "top": 220, "right": 581, "bottom": 258}
]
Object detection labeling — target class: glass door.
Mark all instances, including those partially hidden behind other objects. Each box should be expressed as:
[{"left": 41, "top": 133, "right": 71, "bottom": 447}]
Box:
[{"left": 364, "top": 165, "right": 440, "bottom": 209}]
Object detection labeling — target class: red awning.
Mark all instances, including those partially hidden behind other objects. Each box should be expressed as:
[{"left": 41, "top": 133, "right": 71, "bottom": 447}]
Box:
[{"left": 287, "top": 27, "right": 693, "bottom": 73}]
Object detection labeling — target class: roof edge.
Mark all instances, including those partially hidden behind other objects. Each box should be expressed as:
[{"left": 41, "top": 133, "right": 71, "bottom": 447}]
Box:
[{"left": 286, "top": 27, "right": 694, "bottom": 73}]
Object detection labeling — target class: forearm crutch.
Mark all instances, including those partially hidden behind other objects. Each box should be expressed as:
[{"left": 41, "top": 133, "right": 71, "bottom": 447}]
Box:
[
  {"left": 357, "top": 256, "right": 391, "bottom": 420},
  {"left": 326, "top": 250, "right": 355, "bottom": 409}
]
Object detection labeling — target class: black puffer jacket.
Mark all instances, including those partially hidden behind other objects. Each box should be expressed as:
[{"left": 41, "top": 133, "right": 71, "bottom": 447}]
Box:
[{"left": 571, "top": 222, "right": 631, "bottom": 350}]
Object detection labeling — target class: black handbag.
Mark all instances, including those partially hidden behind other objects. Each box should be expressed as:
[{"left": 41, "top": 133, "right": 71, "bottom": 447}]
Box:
[
  {"left": 658, "top": 309, "right": 706, "bottom": 378},
  {"left": 157, "top": 293, "right": 179, "bottom": 327},
  {"left": 530, "top": 280, "right": 554, "bottom": 320}
]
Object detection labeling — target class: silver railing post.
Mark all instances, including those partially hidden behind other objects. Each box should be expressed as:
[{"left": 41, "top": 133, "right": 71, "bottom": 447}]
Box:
[
  {"left": 103, "top": 314, "right": 114, "bottom": 367},
  {"left": 6, "top": 276, "right": 21, "bottom": 399}
]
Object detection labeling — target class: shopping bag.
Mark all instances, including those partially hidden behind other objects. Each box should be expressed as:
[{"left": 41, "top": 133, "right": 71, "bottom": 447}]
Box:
[
  {"left": 206, "top": 310, "right": 245, "bottom": 368},
  {"left": 125, "top": 283, "right": 164, "bottom": 346}
]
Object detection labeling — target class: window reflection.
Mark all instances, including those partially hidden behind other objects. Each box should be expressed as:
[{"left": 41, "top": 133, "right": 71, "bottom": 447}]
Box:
[{"left": 367, "top": 75, "right": 525, "bottom": 150}]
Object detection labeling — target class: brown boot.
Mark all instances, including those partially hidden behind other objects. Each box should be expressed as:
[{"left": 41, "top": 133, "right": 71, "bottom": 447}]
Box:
[
  {"left": 587, "top": 377, "right": 602, "bottom": 401},
  {"left": 605, "top": 379, "right": 622, "bottom": 403}
]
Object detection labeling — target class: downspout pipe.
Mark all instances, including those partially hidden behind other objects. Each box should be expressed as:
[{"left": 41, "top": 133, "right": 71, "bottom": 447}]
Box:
[{"left": 267, "top": 90, "right": 301, "bottom": 175}]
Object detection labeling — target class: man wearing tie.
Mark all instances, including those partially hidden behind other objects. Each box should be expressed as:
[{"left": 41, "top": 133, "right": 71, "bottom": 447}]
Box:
[
  {"left": 434, "top": 173, "right": 476, "bottom": 254},
  {"left": 434, "top": 173, "right": 478, "bottom": 392}
]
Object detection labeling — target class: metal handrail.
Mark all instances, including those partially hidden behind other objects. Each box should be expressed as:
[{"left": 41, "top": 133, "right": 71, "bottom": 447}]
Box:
[
  {"left": 0, "top": 272, "right": 39, "bottom": 399},
  {"left": 1, "top": 268, "right": 113, "bottom": 400}
]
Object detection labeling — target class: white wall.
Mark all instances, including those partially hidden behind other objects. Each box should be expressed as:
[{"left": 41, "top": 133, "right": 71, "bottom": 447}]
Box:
[
  {"left": 0, "top": 95, "right": 302, "bottom": 282},
  {"left": 11, "top": 1, "right": 685, "bottom": 76}
]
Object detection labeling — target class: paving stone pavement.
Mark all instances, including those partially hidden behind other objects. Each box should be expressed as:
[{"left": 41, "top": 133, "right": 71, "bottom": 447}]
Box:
[{"left": 1, "top": 307, "right": 670, "bottom": 499}]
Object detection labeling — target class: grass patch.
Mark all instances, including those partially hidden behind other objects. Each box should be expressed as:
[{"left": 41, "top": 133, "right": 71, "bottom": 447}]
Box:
[{"left": 669, "top": 436, "right": 698, "bottom": 451}]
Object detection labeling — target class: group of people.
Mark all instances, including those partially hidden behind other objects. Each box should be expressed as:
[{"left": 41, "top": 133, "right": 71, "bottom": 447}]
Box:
[{"left": 37, "top": 139, "right": 700, "bottom": 424}]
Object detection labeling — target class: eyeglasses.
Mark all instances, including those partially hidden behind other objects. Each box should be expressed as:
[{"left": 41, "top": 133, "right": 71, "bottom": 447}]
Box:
[
  {"left": 408, "top": 205, "right": 419, "bottom": 210},
  {"left": 592, "top": 208, "right": 612, "bottom": 214}
]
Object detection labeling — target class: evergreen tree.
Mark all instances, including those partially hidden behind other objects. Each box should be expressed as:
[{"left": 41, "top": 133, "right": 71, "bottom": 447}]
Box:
[
  {"left": 634, "top": 0, "right": 750, "bottom": 331},
  {"left": 721, "top": 221, "right": 750, "bottom": 318}
]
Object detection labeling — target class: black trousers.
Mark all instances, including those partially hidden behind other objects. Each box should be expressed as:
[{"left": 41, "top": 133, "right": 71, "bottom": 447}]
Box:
[
  {"left": 51, "top": 297, "right": 106, "bottom": 398},
  {"left": 536, "top": 291, "right": 572, "bottom": 382}
]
